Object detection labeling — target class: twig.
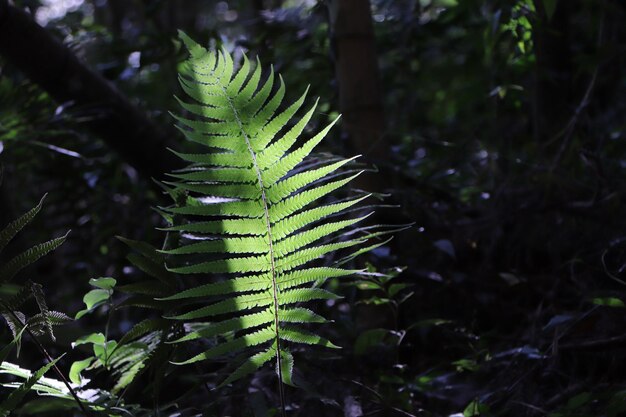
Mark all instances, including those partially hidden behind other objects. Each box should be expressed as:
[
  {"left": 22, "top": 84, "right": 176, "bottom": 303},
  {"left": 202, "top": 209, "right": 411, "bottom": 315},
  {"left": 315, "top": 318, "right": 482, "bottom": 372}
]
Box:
[
  {"left": 545, "top": 382, "right": 587, "bottom": 408},
  {"left": 548, "top": 68, "right": 599, "bottom": 171},
  {"left": 349, "top": 379, "right": 419, "bottom": 416},
  {"left": 0, "top": 301, "right": 92, "bottom": 416},
  {"left": 510, "top": 400, "right": 547, "bottom": 415},
  {"left": 548, "top": 7, "right": 605, "bottom": 171},
  {"left": 601, "top": 243, "right": 626, "bottom": 286},
  {"left": 558, "top": 334, "right": 626, "bottom": 351}
]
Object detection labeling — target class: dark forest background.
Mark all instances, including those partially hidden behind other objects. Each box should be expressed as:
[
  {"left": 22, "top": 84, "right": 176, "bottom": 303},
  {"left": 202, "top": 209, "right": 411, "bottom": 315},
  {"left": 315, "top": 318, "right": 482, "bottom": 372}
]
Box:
[{"left": 1, "top": 0, "right": 626, "bottom": 416}]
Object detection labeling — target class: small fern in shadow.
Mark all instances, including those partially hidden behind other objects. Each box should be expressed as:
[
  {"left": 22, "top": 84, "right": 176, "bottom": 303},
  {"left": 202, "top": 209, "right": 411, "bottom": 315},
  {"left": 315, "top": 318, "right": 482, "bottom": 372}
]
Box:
[
  {"left": 0, "top": 194, "right": 93, "bottom": 416},
  {"left": 0, "top": 194, "right": 71, "bottom": 348}
]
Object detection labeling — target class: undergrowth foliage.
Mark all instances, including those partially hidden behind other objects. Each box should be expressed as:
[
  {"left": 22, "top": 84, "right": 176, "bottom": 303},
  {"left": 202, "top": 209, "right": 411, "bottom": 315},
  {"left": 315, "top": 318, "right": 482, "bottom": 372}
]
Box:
[
  {"left": 0, "top": 195, "right": 76, "bottom": 416},
  {"left": 0, "top": 195, "right": 70, "bottom": 346},
  {"left": 0, "top": 32, "right": 398, "bottom": 415},
  {"left": 157, "top": 32, "right": 390, "bottom": 388}
]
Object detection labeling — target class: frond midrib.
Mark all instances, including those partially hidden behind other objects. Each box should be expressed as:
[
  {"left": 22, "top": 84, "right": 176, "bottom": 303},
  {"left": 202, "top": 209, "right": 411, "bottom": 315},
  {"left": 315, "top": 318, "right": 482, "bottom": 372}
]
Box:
[{"left": 214, "top": 64, "right": 285, "bottom": 386}]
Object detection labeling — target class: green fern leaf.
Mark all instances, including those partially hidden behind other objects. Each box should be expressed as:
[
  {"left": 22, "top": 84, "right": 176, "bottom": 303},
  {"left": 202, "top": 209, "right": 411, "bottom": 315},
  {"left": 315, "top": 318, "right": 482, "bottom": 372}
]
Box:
[
  {"left": 116, "top": 318, "right": 169, "bottom": 348},
  {"left": 0, "top": 324, "right": 26, "bottom": 364},
  {"left": 0, "top": 194, "right": 46, "bottom": 253},
  {"left": 0, "top": 355, "right": 61, "bottom": 416},
  {"left": 0, "top": 232, "right": 69, "bottom": 283},
  {"left": 1, "top": 311, "right": 26, "bottom": 340},
  {"left": 161, "top": 33, "right": 391, "bottom": 389},
  {"left": 279, "top": 349, "right": 296, "bottom": 387},
  {"left": 1, "top": 282, "right": 34, "bottom": 311},
  {"left": 217, "top": 344, "right": 276, "bottom": 389},
  {"left": 169, "top": 310, "right": 274, "bottom": 344},
  {"left": 30, "top": 283, "right": 55, "bottom": 340}
]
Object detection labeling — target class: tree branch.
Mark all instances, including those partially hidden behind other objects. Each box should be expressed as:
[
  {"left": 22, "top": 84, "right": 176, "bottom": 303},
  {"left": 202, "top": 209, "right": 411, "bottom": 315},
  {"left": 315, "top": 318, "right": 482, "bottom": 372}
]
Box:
[{"left": 0, "top": 0, "right": 182, "bottom": 179}]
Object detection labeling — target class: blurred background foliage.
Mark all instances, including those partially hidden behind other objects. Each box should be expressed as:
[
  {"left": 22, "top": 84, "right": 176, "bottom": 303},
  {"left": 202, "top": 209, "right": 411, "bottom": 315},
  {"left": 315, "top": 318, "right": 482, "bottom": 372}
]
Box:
[{"left": 1, "top": 0, "right": 626, "bottom": 416}]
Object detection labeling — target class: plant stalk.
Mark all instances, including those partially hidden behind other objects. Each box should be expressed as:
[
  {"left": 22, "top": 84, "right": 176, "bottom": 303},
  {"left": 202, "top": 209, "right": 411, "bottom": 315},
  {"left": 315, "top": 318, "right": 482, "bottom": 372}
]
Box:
[{"left": 1, "top": 301, "right": 92, "bottom": 416}]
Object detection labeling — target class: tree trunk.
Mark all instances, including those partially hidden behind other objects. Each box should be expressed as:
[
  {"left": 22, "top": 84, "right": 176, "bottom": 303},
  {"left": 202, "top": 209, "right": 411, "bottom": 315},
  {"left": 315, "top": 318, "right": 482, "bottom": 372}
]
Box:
[
  {"left": 328, "top": 0, "right": 387, "bottom": 191},
  {"left": 532, "top": 0, "right": 573, "bottom": 142}
]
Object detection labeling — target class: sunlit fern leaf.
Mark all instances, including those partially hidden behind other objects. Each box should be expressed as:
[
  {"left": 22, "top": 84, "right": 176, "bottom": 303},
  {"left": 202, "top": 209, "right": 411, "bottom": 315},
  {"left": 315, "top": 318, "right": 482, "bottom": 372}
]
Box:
[
  {"left": 1, "top": 311, "right": 26, "bottom": 340},
  {"left": 0, "top": 355, "right": 61, "bottom": 416},
  {"left": 279, "top": 349, "right": 295, "bottom": 387},
  {"left": 30, "top": 282, "right": 53, "bottom": 339},
  {"left": 0, "top": 362, "right": 148, "bottom": 416},
  {"left": 159, "top": 32, "right": 389, "bottom": 387},
  {"left": 107, "top": 341, "right": 151, "bottom": 394},
  {"left": 1, "top": 281, "right": 71, "bottom": 345},
  {"left": 26, "top": 311, "right": 72, "bottom": 339}
]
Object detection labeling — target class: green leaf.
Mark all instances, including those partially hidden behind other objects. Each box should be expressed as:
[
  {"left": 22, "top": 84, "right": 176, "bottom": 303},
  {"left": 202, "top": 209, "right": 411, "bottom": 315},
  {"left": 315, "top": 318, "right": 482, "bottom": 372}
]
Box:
[
  {"left": 463, "top": 400, "right": 490, "bottom": 417},
  {"left": 89, "top": 277, "right": 117, "bottom": 290},
  {"left": 279, "top": 327, "right": 340, "bottom": 348},
  {"left": 0, "top": 355, "right": 62, "bottom": 415},
  {"left": 218, "top": 346, "right": 276, "bottom": 388},
  {"left": 173, "top": 327, "right": 275, "bottom": 365},
  {"left": 543, "top": 0, "right": 558, "bottom": 20},
  {"left": 69, "top": 357, "right": 94, "bottom": 385},
  {"left": 0, "top": 232, "right": 69, "bottom": 283},
  {"left": 591, "top": 297, "right": 625, "bottom": 308},
  {"left": 354, "top": 328, "right": 389, "bottom": 355},
  {"left": 0, "top": 326, "right": 26, "bottom": 364},
  {"left": 389, "top": 283, "right": 412, "bottom": 298},
  {"left": 0, "top": 194, "right": 46, "bottom": 253},
  {"left": 17, "top": 398, "right": 77, "bottom": 414},
  {"left": 116, "top": 318, "right": 168, "bottom": 347},
  {"left": 432, "top": 0, "right": 458, "bottom": 7},
  {"left": 72, "top": 332, "right": 106, "bottom": 348},
  {"left": 453, "top": 358, "right": 479, "bottom": 372},
  {"left": 75, "top": 289, "right": 110, "bottom": 319},
  {"left": 607, "top": 390, "right": 626, "bottom": 417},
  {"left": 566, "top": 392, "right": 592, "bottom": 409},
  {"left": 169, "top": 310, "right": 273, "bottom": 343},
  {"left": 93, "top": 340, "right": 118, "bottom": 364},
  {"left": 279, "top": 349, "right": 296, "bottom": 387}
]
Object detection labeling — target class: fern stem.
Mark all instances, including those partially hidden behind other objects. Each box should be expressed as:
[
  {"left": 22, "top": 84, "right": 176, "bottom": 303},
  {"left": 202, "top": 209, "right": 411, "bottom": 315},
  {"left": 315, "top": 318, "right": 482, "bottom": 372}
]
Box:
[
  {"left": 220, "top": 82, "right": 287, "bottom": 416},
  {"left": 0, "top": 301, "right": 92, "bottom": 416}
]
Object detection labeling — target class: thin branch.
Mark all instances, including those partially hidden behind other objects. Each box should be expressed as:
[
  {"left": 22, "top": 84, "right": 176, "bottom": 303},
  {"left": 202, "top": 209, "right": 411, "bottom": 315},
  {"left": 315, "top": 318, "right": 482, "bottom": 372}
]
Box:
[
  {"left": 558, "top": 334, "right": 626, "bottom": 351},
  {"left": 0, "top": 301, "right": 92, "bottom": 416},
  {"left": 548, "top": 7, "right": 606, "bottom": 171}
]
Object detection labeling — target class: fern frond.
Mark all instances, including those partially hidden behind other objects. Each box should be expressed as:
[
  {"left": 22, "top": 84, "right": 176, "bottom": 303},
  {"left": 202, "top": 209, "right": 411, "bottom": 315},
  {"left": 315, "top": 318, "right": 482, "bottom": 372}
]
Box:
[
  {"left": 161, "top": 33, "right": 390, "bottom": 389},
  {"left": 1, "top": 311, "right": 25, "bottom": 340},
  {"left": 30, "top": 283, "right": 54, "bottom": 340},
  {"left": 0, "top": 361, "right": 147, "bottom": 415},
  {"left": 0, "top": 194, "right": 46, "bottom": 254},
  {"left": 0, "top": 231, "right": 69, "bottom": 283},
  {"left": 0, "top": 326, "right": 27, "bottom": 365},
  {"left": 0, "top": 355, "right": 61, "bottom": 416},
  {"left": 1, "top": 282, "right": 33, "bottom": 311},
  {"left": 116, "top": 318, "right": 169, "bottom": 348}
]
